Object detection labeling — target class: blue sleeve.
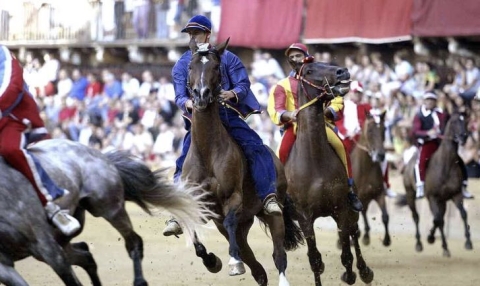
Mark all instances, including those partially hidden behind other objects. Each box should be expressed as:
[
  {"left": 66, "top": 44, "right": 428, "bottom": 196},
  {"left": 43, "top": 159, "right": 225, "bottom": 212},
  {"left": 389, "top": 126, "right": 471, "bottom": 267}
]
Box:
[
  {"left": 173, "top": 54, "right": 191, "bottom": 114},
  {"left": 223, "top": 51, "right": 251, "bottom": 104}
]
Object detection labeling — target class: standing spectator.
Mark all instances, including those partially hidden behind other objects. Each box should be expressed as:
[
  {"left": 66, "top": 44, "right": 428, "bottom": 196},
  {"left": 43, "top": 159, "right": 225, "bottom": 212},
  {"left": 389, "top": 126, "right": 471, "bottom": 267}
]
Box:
[
  {"left": 132, "top": 0, "right": 151, "bottom": 38},
  {"left": 39, "top": 52, "right": 60, "bottom": 97},
  {"left": 460, "top": 57, "right": 480, "bottom": 105},
  {"left": 114, "top": 0, "right": 126, "bottom": 39},
  {"left": 155, "top": 0, "right": 170, "bottom": 38}
]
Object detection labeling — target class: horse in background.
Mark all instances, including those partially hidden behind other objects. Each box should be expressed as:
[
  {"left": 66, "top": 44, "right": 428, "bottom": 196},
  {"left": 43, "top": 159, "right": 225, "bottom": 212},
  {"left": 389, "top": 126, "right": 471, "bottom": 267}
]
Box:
[
  {"left": 398, "top": 111, "right": 473, "bottom": 256},
  {"left": 183, "top": 38, "right": 303, "bottom": 286},
  {"left": 0, "top": 140, "right": 211, "bottom": 286},
  {"left": 285, "top": 61, "right": 374, "bottom": 286},
  {"left": 351, "top": 111, "right": 391, "bottom": 247}
]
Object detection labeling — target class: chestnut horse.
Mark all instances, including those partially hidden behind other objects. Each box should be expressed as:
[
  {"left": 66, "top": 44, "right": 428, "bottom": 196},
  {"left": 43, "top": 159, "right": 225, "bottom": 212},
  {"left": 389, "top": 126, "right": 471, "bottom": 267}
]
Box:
[
  {"left": 285, "top": 61, "right": 374, "bottom": 286},
  {"left": 183, "top": 38, "right": 303, "bottom": 286},
  {"left": 399, "top": 111, "right": 473, "bottom": 256},
  {"left": 351, "top": 111, "right": 391, "bottom": 247}
]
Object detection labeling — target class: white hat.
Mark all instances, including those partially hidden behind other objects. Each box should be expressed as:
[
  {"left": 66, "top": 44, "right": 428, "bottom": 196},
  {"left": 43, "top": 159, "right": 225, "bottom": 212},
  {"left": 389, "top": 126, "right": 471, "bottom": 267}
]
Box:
[
  {"left": 350, "top": 80, "right": 363, "bottom": 93},
  {"left": 423, "top": 92, "right": 437, "bottom": 100}
]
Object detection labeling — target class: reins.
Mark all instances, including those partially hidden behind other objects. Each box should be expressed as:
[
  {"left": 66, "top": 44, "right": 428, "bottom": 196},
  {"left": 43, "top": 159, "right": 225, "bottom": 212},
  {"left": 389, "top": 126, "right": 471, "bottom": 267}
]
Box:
[{"left": 295, "top": 63, "right": 335, "bottom": 113}]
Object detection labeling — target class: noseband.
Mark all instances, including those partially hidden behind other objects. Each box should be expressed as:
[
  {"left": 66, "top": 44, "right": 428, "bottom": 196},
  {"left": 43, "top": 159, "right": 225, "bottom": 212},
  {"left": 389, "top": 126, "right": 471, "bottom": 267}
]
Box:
[
  {"left": 296, "top": 63, "right": 335, "bottom": 112},
  {"left": 187, "top": 48, "right": 223, "bottom": 105}
]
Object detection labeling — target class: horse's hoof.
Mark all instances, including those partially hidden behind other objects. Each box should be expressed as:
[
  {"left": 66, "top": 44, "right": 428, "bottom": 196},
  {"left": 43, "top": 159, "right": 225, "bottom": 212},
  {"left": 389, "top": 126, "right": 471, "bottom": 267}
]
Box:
[
  {"left": 205, "top": 255, "right": 222, "bottom": 273},
  {"left": 134, "top": 278, "right": 148, "bottom": 286},
  {"left": 427, "top": 235, "right": 435, "bottom": 244},
  {"left": 362, "top": 235, "right": 370, "bottom": 246},
  {"left": 465, "top": 241, "right": 473, "bottom": 250},
  {"left": 415, "top": 242, "right": 423, "bottom": 252},
  {"left": 319, "top": 261, "right": 325, "bottom": 274},
  {"left": 359, "top": 266, "right": 374, "bottom": 284},
  {"left": 383, "top": 236, "right": 391, "bottom": 247},
  {"left": 341, "top": 271, "right": 357, "bottom": 285},
  {"left": 443, "top": 249, "right": 451, "bottom": 258},
  {"left": 228, "top": 259, "right": 246, "bottom": 276}
]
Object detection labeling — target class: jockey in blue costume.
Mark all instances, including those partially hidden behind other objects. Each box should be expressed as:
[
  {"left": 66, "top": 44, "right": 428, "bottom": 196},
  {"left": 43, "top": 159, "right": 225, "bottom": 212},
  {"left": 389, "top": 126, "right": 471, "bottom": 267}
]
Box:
[{"left": 163, "top": 15, "right": 282, "bottom": 237}]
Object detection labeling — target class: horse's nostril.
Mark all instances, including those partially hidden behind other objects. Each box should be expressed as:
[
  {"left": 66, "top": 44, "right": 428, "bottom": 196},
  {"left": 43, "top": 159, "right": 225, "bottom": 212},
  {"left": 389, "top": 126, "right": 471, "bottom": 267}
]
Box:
[{"left": 336, "top": 68, "right": 349, "bottom": 79}]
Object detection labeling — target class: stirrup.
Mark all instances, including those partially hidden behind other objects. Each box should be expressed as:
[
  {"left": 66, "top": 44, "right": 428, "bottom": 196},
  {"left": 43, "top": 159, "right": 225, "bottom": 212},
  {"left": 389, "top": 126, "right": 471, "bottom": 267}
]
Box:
[
  {"left": 462, "top": 187, "right": 474, "bottom": 200},
  {"left": 416, "top": 185, "right": 425, "bottom": 199},
  {"left": 45, "top": 202, "right": 80, "bottom": 236},
  {"left": 263, "top": 195, "right": 282, "bottom": 215},
  {"left": 163, "top": 219, "right": 183, "bottom": 237}
]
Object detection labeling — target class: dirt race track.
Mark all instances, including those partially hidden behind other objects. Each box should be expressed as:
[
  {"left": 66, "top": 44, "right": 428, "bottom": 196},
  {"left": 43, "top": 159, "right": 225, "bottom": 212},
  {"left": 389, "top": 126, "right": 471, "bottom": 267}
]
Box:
[{"left": 15, "top": 170, "right": 480, "bottom": 286}]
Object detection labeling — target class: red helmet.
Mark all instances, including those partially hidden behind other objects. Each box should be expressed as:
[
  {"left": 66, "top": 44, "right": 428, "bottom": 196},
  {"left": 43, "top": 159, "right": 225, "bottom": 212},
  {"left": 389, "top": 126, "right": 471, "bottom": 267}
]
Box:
[
  {"left": 285, "top": 43, "right": 309, "bottom": 56},
  {"left": 350, "top": 81, "right": 363, "bottom": 93}
]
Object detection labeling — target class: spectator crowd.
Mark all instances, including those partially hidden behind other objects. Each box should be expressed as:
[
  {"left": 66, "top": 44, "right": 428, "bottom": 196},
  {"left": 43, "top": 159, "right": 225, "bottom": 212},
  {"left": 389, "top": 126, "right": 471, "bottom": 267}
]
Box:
[{"left": 21, "top": 48, "right": 480, "bottom": 178}]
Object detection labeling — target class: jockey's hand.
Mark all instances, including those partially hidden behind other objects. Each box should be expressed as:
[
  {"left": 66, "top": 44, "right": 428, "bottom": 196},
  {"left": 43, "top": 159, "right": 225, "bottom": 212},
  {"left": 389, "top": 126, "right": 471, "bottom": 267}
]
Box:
[
  {"left": 220, "top": 90, "right": 235, "bottom": 101},
  {"left": 185, "top": 99, "right": 193, "bottom": 111},
  {"left": 427, "top": 129, "right": 438, "bottom": 138},
  {"left": 288, "top": 109, "right": 299, "bottom": 122},
  {"left": 324, "top": 108, "right": 334, "bottom": 120}
]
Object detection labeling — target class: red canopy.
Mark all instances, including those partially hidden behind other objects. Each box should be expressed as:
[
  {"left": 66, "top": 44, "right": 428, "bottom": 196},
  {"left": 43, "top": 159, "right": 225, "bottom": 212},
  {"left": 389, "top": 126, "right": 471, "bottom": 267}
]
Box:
[
  {"left": 304, "top": 0, "right": 413, "bottom": 44},
  {"left": 412, "top": 0, "right": 480, "bottom": 37},
  {"left": 216, "top": 0, "right": 303, "bottom": 49}
]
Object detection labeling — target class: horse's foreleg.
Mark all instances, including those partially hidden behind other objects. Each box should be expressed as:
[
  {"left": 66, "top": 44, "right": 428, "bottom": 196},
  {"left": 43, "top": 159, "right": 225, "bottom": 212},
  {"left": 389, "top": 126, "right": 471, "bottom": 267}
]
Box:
[
  {"left": 298, "top": 218, "right": 324, "bottom": 286},
  {"left": 376, "top": 195, "right": 391, "bottom": 246},
  {"left": 262, "top": 213, "right": 290, "bottom": 286},
  {"left": 223, "top": 202, "right": 245, "bottom": 276},
  {"left": 452, "top": 196, "right": 473, "bottom": 250},
  {"left": 407, "top": 189, "right": 423, "bottom": 252},
  {"left": 338, "top": 222, "right": 357, "bottom": 285},
  {"left": 349, "top": 221, "right": 374, "bottom": 284},
  {"left": 226, "top": 219, "right": 268, "bottom": 286},
  {"left": 0, "top": 262, "right": 29, "bottom": 286},
  {"left": 32, "top": 235, "right": 82, "bottom": 286},
  {"left": 360, "top": 209, "right": 370, "bottom": 246},
  {"left": 428, "top": 200, "right": 450, "bottom": 257},
  {"left": 65, "top": 242, "right": 102, "bottom": 286},
  {"left": 104, "top": 207, "right": 147, "bottom": 286},
  {"left": 193, "top": 231, "right": 222, "bottom": 273}
]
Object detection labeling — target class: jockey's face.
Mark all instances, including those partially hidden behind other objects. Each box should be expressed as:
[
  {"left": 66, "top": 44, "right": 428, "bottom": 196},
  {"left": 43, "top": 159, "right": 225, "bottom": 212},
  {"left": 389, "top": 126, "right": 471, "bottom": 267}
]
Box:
[
  {"left": 424, "top": 98, "right": 437, "bottom": 110},
  {"left": 288, "top": 50, "right": 305, "bottom": 64},
  {"left": 188, "top": 29, "right": 210, "bottom": 44}
]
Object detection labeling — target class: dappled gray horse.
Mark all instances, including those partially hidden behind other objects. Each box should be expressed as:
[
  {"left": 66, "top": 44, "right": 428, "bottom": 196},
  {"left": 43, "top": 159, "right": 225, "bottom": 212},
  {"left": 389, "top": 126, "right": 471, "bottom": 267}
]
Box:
[{"left": 0, "top": 139, "right": 211, "bottom": 286}]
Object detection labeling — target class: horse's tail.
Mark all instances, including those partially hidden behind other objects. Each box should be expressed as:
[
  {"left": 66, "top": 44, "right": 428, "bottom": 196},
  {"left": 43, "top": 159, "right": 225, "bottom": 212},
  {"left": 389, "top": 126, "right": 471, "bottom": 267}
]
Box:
[
  {"left": 395, "top": 194, "right": 408, "bottom": 207},
  {"left": 105, "top": 151, "right": 213, "bottom": 236},
  {"left": 282, "top": 195, "right": 305, "bottom": 251}
]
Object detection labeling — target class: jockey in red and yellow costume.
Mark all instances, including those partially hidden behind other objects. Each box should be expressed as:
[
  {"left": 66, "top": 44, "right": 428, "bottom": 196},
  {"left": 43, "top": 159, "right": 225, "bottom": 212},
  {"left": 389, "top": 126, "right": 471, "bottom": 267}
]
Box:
[
  {"left": 0, "top": 45, "right": 80, "bottom": 235},
  {"left": 412, "top": 91, "right": 474, "bottom": 199},
  {"left": 267, "top": 43, "right": 363, "bottom": 212}
]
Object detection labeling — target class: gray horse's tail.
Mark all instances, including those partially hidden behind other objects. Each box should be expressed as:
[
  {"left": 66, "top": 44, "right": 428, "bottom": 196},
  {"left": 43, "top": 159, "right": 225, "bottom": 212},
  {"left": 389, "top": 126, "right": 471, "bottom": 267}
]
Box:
[{"left": 105, "top": 151, "right": 213, "bottom": 236}]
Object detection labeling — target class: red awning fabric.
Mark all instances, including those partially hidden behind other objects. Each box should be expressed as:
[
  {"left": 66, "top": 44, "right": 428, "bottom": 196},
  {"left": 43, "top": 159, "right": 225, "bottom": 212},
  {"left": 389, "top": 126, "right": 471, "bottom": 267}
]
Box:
[
  {"left": 412, "top": 0, "right": 480, "bottom": 37},
  {"left": 304, "top": 0, "right": 413, "bottom": 44},
  {"left": 216, "top": 0, "right": 303, "bottom": 49}
]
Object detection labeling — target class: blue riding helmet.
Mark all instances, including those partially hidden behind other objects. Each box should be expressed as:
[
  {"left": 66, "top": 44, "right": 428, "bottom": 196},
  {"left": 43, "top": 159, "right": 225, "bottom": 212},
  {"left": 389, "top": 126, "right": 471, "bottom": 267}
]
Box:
[{"left": 181, "top": 15, "right": 212, "bottom": 33}]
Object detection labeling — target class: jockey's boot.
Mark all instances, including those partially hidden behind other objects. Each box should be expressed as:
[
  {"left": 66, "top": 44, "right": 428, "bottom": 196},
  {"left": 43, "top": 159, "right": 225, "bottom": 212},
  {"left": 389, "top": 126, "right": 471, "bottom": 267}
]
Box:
[
  {"left": 462, "top": 186, "right": 475, "bottom": 199},
  {"left": 163, "top": 217, "right": 183, "bottom": 237},
  {"left": 263, "top": 194, "right": 282, "bottom": 215},
  {"left": 416, "top": 184, "right": 425, "bottom": 199},
  {"left": 45, "top": 202, "right": 81, "bottom": 236},
  {"left": 385, "top": 188, "right": 398, "bottom": 198},
  {"left": 347, "top": 189, "right": 363, "bottom": 212}
]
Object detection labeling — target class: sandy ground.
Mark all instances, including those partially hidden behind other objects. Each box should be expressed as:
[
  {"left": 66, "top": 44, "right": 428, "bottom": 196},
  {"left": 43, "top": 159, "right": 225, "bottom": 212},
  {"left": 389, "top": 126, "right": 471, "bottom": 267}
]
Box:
[{"left": 14, "top": 170, "right": 480, "bottom": 286}]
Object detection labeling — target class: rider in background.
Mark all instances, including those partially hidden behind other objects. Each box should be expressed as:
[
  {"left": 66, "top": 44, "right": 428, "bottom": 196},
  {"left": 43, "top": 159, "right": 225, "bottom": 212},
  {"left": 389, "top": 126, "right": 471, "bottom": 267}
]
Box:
[
  {"left": 0, "top": 45, "right": 80, "bottom": 235},
  {"left": 162, "top": 15, "right": 282, "bottom": 237},
  {"left": 267, "top": 43, "right": 363, "bottom": 212},
  {"left": 412, "top": 91, "right": 474, "bottom": 199}
]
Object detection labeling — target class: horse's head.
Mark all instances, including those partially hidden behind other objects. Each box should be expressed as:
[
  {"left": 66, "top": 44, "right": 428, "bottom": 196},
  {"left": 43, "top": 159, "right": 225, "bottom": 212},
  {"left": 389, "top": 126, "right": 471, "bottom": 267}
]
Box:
[
  {"left": 187, "top": 38, "right": 229, "bottom": 111},
  {"left": 297, "top": 60, "right": 351, "bottom": 104},
  {"left": 362, "top": 110, "right": 386, "bottom": 162},
  {"left": 446, "top": 111, "right": 468, "bottom": 145}
]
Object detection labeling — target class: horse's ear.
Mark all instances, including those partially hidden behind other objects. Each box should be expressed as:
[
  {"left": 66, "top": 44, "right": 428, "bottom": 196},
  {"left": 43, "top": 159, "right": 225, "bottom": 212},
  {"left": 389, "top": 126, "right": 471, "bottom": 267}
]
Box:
[
  {"left": 189, "top": 37, "right": 198, "bottom": 54},
  {"left": 216, "top": 37, "right": 230, "bottom": 55}
]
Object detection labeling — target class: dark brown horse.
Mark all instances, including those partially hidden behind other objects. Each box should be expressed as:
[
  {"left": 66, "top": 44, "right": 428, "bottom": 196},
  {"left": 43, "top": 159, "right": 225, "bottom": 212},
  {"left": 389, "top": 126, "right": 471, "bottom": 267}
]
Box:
[
  {"left": 399, "top": 111, "right": 473, "bottom": 256},
  {"left": 285, "top": 62, "right": 374, "bottom": 286},
  {"left": 351, "top": 111, "right": 391, "bottom": 247},
  {"left": 183, "top": 38, "right": 304, "bottom": 286}
]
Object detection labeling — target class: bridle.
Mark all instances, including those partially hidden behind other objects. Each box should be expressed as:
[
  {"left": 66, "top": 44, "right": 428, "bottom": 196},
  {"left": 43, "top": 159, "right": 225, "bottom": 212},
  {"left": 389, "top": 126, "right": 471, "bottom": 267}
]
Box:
[{"left": 295, "top": 62, "right": 335, "bottom": 113}]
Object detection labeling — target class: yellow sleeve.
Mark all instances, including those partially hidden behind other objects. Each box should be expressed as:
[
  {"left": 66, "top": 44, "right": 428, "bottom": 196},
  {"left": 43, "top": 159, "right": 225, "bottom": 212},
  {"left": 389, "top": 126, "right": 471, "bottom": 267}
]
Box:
[
  {"left": 326, "top": 96, "right": 344, "bottom": 121},
  {"left": 268, "top": 79, "right": 292, "bottom": 126}
]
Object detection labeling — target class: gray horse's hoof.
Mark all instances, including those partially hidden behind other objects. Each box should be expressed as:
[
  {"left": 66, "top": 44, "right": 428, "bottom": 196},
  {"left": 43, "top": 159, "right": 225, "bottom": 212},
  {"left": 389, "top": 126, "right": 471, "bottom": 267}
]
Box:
[
  {"left": 465, "top": 241, "right": 473, "bottom": 250},
  {"left": 383, "top": 235, "right": 391, "bottom": 247},
  {"left": 341, "top": 271, "right": 357, "bottom": 285},
  {"left": 362, "top": 235, "right": 370, "bottom": 246},
  {"left": 360, "top": 266, "right": 374, "bottom": 284},
  {"left": 427, "top": 235, "right": 435, "bottom": 244},
  {"left": 415, "top": 242, "right": 423, "bottom": 252},
  {"left": 134, "top": 278, "right": 148, "bottom": 286},
  {"left": 443, "top": 249, "right": 451, "bottom": 258}
]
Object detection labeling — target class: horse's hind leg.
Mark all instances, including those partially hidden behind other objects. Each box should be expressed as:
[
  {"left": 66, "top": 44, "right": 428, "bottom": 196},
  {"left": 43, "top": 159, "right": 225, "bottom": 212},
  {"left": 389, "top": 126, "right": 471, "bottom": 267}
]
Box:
[
  {"left": 298, "top": 217, "right": 324, "bottom": 286},
  {"left": 262, "top": 214, "right": 291, "bottom": 286},
  {"left": 192, "top": 232, "right": 223, "bottom": 273},
  {"left": 452, "top": 196, "right": 473, "bottom": 250},
  {"left": 428, "top": 200, "right": 450, "bottom": 257},
  {"left": 375, "top": 195, "right": 391, "bottom": 246},
  {"left": 216, "top": 220, "right": 268, "bottom": 286},
  {"left": 0, "top": 262, "right": 29, "bottom": 286},
  {"left": 349, "top": 221, "right": 374, "bottom": 284},
  {"left": 360, "top": 208, "right": 370, "bottom": 246},
  {"left": 406, "top": 189, "right": 423, "bottom": 251},
  {"left": 65, "top": 242, "right": 102, "bottom": 286},
  {"left": 103, "top": 207, "right": 147, "bottom": 286}
]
